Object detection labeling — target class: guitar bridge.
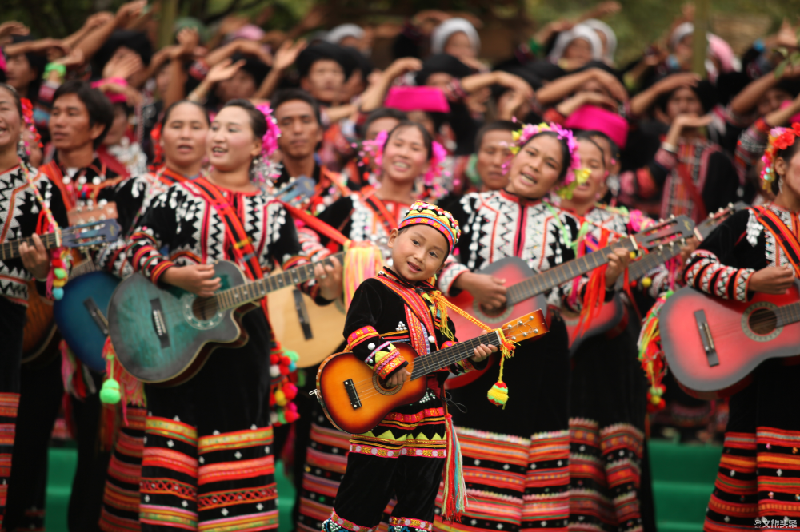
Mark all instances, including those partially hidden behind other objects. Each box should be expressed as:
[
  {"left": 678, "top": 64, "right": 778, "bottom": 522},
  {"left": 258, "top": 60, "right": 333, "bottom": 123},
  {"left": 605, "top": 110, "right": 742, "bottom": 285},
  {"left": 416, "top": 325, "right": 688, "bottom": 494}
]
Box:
[
  {"left": 343, "top": 379, "right": 361, "bottom": 409},
  {"left": 150, "top": 298, "right": 171, "bottom": 348},
  {"left": 694, "top": 310, "right": 719, "bottom": 367},
  {"left": 83, "top": 297, "right": 109, "bottom": 336}
]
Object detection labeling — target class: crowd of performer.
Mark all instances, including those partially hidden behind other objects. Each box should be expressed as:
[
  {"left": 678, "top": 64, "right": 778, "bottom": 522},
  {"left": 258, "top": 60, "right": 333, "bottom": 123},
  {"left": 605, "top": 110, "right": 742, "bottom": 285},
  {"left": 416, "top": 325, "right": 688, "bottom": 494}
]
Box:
[{"left": 1, "top": 2, "right": 800, "bottom": 531}]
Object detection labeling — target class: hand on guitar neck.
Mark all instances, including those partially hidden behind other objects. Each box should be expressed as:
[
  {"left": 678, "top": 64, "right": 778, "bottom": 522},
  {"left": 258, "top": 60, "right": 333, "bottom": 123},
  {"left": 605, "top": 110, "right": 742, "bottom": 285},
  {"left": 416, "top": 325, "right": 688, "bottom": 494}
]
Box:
[
  {"left": 749, "top": 265, "right": 796, "bottom": 295},
  {"left": 605, "top": 243, "right": 632, "bottom": 286},
  {"left": 19, "top": 234, "right": 50, "bottom": 281},
  {"left": 385, "top": 342, "right": 497, "bottom": 387}
]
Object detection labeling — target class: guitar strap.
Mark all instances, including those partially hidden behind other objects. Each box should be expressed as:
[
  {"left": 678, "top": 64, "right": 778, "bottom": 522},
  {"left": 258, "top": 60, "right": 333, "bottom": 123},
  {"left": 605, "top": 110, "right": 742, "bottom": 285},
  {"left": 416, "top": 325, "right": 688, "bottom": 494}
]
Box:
[
  {"left": 363, "top": 192, "right": 401, "bottom": 235},
  {"left": 752, "top": 206, "right": 800, "bottom": 276},
  {"left": 675, "top": 143, "right": 707, "bottom": 223}
]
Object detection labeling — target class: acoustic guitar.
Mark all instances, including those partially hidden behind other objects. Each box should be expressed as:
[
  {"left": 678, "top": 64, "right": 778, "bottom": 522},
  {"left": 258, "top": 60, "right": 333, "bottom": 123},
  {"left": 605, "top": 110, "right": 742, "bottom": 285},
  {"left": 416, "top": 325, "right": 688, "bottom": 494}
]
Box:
[
  {"left": 562, "top": 203, "right": 747, "bottom": 356},
  {"left": 315, "top": 310, "right": 547, "bottom": 435},
  {"left": 55, "top": 177, "right": 315, "bottom": 373},
  {"left": 659, "top": 283, "right": 800, "bottom": 399},
  {"left": 22, "top": 204, "right": 119, "bottom": 363},
  {"left": 444, "top": 216, "right": 694, "bottom": 389},
  {"left": 108, "top": 252, "right": 343, "bottom": 384}
]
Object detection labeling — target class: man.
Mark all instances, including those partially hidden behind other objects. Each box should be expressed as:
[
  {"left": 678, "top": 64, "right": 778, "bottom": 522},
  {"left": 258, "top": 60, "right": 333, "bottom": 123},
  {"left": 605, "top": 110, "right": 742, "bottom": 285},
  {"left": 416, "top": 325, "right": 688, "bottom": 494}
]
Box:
[
  {"left": 272, "top": 89, "right": 349, "bottom": 215},
  {"left": 38, "top": 80, "right": 119, "bottom": 532}
]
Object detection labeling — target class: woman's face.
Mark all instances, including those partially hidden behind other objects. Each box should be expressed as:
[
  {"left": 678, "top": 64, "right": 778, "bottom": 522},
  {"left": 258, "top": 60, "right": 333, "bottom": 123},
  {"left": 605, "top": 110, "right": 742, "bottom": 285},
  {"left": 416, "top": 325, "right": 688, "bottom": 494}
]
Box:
[
  {"left": 216, "top": 70, "right": 257, "bottom": 103},
  {"left": 666, "top": 86, "right": 703, "bottom": 122},
  {"left": 569, "top": 139, "right": 607, "bottom": 204},
  {"left": 103, "top": 105, "right": 129, "bottom": 146},
  {"left": 506, "top": 134, "right": 564, "bottom": 198},
  {"left": 4, "top": 53, "right": 36, "bottom": 93},
  {"left": 444, "top": 31, "right": 475, "bottom": 61},
  {"left": 758, "top": 88, "right": 793, "bottom": 118},
  {"left": 563, "top": 38, "right": 593, "bottom": 65},
  {"left": 0, "top": 88, "right": 22, "bottom": 153},
  {"left": 207, "top": 106, "right": 260, "bottom": 172},
  {"left": 381, "top": 126, "right": 429, "bottom": 185},
  {"left": 162, "top": 103, "right": 209, "bottom": 169}
]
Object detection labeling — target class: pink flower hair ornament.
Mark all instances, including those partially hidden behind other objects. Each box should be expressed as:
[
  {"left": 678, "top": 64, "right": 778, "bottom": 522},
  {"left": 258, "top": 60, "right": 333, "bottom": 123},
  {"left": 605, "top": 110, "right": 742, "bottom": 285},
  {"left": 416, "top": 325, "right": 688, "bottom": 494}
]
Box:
[
  {"left": 253, "top": 103, "right": 283, "bottom": 185},
  {"left": 362, "top": 129, "right": 450, "bottom": 199},
  {"left": 508, "top": 122, "right": 590, "bottom": 199},
  {"left": 760, "top": 124, "right": 800, "bottom": 191}
]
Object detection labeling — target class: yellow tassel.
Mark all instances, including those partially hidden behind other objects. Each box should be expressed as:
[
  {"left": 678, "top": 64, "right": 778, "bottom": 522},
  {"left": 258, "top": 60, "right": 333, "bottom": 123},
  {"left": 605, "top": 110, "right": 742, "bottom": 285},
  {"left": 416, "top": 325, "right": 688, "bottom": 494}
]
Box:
[{"left": 343, "top": 241, "right": 384, "bottom": 309}]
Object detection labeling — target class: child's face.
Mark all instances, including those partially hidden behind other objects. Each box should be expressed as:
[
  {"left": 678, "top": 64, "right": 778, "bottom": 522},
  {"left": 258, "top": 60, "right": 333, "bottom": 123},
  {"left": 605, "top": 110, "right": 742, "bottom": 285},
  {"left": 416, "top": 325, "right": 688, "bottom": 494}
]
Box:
[{"left": 388, "top": 225, "right": 448, "bottom": 282}]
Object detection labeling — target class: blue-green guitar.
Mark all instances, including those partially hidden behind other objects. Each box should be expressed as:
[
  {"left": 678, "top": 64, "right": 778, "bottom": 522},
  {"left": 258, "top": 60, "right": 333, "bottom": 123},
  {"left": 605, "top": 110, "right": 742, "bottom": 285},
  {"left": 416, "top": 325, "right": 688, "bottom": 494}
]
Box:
[{"left": 108, "top": 252, "right": 344, "bottom": 384}]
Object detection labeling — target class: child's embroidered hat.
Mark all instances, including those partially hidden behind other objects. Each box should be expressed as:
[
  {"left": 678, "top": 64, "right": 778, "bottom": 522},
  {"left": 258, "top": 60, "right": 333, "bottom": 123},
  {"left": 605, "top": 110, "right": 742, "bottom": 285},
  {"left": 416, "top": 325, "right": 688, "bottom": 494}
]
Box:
[{"left": 399, "top": 201, "right": 461, "bottom": 252}]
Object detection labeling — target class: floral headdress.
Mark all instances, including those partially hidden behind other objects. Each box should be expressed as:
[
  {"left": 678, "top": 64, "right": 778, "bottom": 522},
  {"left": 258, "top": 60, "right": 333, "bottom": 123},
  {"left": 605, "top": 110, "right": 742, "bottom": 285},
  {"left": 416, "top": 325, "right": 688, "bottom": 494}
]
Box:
[
  {"left": 362, "top": 129, "right": 449, "bottom": 199},
  {"left": 508, "top": 122, "right": 590, "bottom": 199},
  {"left": 253, "top": 103, "right": 283, "bottom": 186},
  {"left": 761, "top": 124, "right": 800, "bottom": 191},
  {"left": 19, "top": 98, "right": 41, "bottom": 157},
  {"left": 399, "top": 200, "right": 461, "bottom": 252}
]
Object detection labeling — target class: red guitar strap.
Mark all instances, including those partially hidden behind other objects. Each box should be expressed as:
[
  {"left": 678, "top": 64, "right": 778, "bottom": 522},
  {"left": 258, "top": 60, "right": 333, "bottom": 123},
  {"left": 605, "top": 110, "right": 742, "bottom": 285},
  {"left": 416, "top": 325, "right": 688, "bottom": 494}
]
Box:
[
  {"left": 279, "top": 200, "right": 349, "bottom": 246},
  {"left": 363, "top": 192, "right": 400, "bottom": 235},
  {"left": 753, "top": 206, "right": 800, "bottom": 277}
]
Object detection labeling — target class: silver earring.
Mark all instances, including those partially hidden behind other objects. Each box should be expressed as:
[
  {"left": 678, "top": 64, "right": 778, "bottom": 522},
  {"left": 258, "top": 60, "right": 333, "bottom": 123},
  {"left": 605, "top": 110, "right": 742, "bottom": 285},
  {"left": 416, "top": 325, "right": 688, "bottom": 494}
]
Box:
[
  {"left": 779, "top": 177, "right": 784, "bottom": 192},
  {"left": 17, "top": 139, "right": 26, "bottom": 159}
]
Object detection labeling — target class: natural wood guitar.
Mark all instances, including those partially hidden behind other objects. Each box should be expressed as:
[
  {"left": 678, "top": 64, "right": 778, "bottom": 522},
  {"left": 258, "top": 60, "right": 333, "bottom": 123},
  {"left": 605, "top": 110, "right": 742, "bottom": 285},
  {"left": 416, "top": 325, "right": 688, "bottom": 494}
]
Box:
[{"left": 315, "top": 310, "right": 547, "bottom": 434}]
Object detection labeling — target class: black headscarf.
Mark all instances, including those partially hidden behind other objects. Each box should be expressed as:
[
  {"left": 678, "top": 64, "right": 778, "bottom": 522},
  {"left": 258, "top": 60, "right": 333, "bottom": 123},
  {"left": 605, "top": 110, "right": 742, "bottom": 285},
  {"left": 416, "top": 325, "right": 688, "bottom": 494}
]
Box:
[
  {"left": 92, "top": 30, "right": 153, "bottom": 79},
  {"left": 296, "top": 43, "right": 352, "bottom": 80},
  {"left": 415, "top": 54, "right": 474, "bottom": 85},
  {"left": 526, "top": 60, "right": 565, "bottom": 83}
]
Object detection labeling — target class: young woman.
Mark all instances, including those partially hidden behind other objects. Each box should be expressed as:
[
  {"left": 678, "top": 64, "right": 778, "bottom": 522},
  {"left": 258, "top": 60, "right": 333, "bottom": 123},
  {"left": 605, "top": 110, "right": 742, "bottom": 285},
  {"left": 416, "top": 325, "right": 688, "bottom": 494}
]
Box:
[
  {"left": 0, "top": 82, "right": 68, "bottom": 529},
  {"left": 434, "top": 123, "right": 631, "bottom": 532},
  {"left": 683, "top": 127, "right": 800, "bottom": 530},
  {"left": 96, "top": 99, "right": 210, "bottom": 532},
  {"left": 556, "top": 133, "right": 665, "bottom": 532},
  {"left": 125, "top": 98, "right": 343, "bottom": 531},
  {"left": 293, "top": 121, "right": 441, "bottom": 532}
]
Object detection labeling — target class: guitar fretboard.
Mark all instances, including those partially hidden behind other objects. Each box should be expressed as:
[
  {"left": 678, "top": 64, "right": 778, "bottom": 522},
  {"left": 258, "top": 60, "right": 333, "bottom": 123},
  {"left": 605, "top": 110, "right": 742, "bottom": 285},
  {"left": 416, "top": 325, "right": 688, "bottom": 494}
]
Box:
[
  {"left": 0, "top": 232, "right": 60, "bottom": 261},
  {"left": 774, "top": 302, "right": 800, "bottom": 328},
  {"left": 505, "top": 238, "right": 636, "bottom": 305},
  {"left": 214, "top": 251, "right": 347, "bottom": 310},
  {"left": 410, "top": 331, "right": 501, "bottom": 380}
]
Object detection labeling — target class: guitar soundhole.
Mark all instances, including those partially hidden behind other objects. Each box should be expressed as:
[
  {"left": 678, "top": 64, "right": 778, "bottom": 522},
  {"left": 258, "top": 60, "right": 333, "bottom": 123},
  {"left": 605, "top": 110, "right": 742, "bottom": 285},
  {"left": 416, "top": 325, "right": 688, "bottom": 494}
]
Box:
[
  {"left": 192, "top": 297, "right": 219, "bottom": 321},
  {"left": 479, "top": 304, "right": 507, "bottom": 318},
  {"left": 372, "top": 374, "right": 402, "bottom": 395},
  {"left": 749, "top": 307, "right": 778, "bottom": 336}
]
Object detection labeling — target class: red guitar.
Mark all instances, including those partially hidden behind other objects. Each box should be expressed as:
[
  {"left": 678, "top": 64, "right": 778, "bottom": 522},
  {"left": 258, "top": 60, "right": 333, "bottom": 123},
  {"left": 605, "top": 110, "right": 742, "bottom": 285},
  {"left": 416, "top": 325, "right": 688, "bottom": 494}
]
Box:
[
  {"left": 445, "top": 216, "right": 694, "bottom": 388},
  {"left": 563, "top": 203, "right": 747, "bottom": 356},
  {"left": 660, "top": 284, "right": 800, "bottom": 399}
]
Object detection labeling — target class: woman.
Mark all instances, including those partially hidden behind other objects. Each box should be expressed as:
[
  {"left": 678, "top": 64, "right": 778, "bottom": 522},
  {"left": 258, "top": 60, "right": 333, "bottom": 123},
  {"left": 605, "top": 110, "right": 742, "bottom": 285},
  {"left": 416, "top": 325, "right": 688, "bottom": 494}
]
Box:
[
  {"left": 556, "top": 133, "right": 664, "bottom": 532},
  {"left": 683, "top": 127, "right": 800, "bottom": 530},
  {"left": 295, "top": 121, "right": 440, "bottom": 532},
  {"left": 0, "top": 82, "right": 68, "bottom": 529},
  {"left": 434, "top": 123, "right": 630, "bottom": 532},
  {"left": 125, "top": 99, "right": 343, "bottom": 531},
  {"left": 97, "top": 100, "right": 210, "bottom": 532}
]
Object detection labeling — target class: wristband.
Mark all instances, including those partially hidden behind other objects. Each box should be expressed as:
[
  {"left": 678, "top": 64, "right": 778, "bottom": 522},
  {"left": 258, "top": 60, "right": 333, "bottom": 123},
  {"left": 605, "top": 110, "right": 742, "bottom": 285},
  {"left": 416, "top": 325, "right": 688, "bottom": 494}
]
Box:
[
  {"left": 661, "top": 142, "right": 677, "bottom": 154},
  {"left": 43, "top": 63, "right": 66, "bottom": 81},
  {"left": 527, "top": 37, "right": 542, "bottom": 56}
]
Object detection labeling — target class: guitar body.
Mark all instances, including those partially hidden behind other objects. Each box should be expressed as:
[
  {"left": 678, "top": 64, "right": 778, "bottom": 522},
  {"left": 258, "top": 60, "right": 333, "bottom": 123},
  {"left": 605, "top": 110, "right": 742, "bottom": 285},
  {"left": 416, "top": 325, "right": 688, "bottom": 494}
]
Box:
[
  {"left": 562, "top": 295, "right": 626, "bottom": 356},
  {"left": 316, "top": 344, "right": 428, "bottom": 434},
  {"left": 447, "top": 257, "right": 546, "bottom": 339},
  {"left": 21, "top": 280, "right": 56, "bottom": 364},
  {"left": 267, "top": 267, "right": 346, "bottom": 368},
  {"left": 660, "top": 286, "right": 800, "bottom": 399},
  {"left": 54, "top": 271, "right": 121, "bottom": 372},
  {"left": 109, "top": 260, "right": 247, "bottom": 383}
]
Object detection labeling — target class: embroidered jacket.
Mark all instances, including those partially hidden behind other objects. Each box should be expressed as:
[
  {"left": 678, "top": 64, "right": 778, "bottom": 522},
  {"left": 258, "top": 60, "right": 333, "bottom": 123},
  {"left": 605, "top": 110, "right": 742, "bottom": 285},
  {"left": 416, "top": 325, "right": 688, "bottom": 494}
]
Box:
[
  {"left": 340, "top": 268, "right": 480, "bottom": 457},
  {"left": 0, "top": 165, "right": 69, "bottom": 305},
  {"left": 127, "top": 179, "right": 323, "bottom": 303},
  {"left": 682, "top": 206, "right": 785, "bottom": 302},
  {"left": 275, "top": 162, "right": 349, "bottom": 216},
  {"left": 39, "top": 154, "right": 125, "bottom": 212},
  {"left": 96, "top": 168, "right": 188, "bottom": 278},
  {"left": 438, "top": 190, "right": 588, "bottom": 311}
]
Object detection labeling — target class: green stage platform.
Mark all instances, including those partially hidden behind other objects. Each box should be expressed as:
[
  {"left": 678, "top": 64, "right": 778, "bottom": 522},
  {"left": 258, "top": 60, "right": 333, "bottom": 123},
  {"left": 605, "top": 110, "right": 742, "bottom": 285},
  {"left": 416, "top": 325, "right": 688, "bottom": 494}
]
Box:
[{"left": 38, "top": 440, "right": 721, "bottom": 531}]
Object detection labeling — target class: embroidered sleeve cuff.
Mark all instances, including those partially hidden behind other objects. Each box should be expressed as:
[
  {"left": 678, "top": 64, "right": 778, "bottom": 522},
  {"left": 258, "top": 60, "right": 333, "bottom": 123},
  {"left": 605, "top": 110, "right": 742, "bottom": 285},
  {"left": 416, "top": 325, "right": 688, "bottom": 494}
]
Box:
[
  {"left": 346, "top": 326, "right": 382, "bottom": 352},
  {"left": 736, "top": 268, "right": 755, "bottom": 302},
  {"left": 439, "top": 263, "right": 469, "bottom": 296},
  {"left": 373, "top": 347, "right": 404, "bottom": 378},
  {"left": 655, "top": 147, "right": 678, "bottom": 169}
]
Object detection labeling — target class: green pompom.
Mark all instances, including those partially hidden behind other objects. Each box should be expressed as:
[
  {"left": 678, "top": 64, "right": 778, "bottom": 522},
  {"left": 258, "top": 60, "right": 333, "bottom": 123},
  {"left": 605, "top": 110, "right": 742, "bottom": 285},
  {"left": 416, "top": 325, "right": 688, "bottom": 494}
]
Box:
[
  {"left": 285, "top": 350, "right": 299, "bottom": 362},
  {"left": 100, "top": 379, "right": 121, "bottom": 404},
  {"left": 54, "top": 268, "right": 67, "bottom": 280}
]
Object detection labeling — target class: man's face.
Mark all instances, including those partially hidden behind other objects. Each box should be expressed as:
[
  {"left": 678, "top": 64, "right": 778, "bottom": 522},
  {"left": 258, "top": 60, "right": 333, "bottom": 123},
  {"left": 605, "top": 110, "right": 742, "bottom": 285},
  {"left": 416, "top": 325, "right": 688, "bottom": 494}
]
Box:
[
  {"left": 274, "top": 100, "right": 321, "bottom": 160},
  {"left": 301, "top": 60, "right": 345, "bottom": 103},
  {"left": 50, "top": 94, "right": 103, "bottom": 151}
]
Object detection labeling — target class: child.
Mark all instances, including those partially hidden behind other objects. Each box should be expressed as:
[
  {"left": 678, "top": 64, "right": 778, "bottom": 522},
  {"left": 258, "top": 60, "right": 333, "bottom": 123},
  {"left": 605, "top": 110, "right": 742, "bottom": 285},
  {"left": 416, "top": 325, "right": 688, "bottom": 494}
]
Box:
[{"left": 321, "top": 202, "right": 498, "bottom": 532}]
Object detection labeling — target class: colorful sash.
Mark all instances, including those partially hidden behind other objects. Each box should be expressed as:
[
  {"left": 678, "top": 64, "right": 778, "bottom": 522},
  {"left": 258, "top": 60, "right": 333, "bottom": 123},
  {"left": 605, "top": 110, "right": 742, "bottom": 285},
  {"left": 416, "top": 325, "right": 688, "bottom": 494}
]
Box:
[
  {"left": 753, "top": 206, "right": 800, "bottom": 276},
  {"left": 375, "top": 271, "right": 439, "bottom": 357}
]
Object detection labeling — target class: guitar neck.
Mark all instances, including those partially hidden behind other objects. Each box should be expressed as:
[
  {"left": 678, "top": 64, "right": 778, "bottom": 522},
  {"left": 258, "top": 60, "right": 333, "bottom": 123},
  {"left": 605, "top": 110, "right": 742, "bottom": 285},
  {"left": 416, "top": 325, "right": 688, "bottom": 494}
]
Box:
[
  {"left": 215, "top": 251, "right": 346, "bottom": 310},
  {"left": 410, "top": 330, "right": 501, "bottom": 380},
  {"left": 507, "top": 238, "right": 636, "bottom": 305},
  {"left": 0, "top": 231, "right": 60, "bottom": 261},
  {"left": 774, "top": 301, "right": 800, "bottom": 328}
]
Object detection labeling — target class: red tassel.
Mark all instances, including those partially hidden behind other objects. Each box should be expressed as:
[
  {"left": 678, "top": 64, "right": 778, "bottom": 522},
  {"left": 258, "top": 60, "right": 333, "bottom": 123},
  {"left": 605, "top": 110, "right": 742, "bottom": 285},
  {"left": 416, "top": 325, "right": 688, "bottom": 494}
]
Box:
[{"left": 99, "top": 402, "right": 119, "bottom": 451}]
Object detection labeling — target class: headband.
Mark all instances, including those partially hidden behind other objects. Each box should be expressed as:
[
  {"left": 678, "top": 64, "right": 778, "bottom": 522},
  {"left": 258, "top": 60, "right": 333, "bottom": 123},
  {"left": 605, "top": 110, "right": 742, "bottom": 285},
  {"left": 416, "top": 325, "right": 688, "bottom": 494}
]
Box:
[{"left": 399, "top": 201, "right": 461, "bottom": 252}]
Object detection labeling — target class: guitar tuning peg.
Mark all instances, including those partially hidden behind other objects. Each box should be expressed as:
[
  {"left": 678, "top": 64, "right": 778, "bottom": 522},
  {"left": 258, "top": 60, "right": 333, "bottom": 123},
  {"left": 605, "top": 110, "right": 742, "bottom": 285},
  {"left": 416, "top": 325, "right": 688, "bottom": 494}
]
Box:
[{"left": 517, "top": 320, "right": 522, "bottom": 325}]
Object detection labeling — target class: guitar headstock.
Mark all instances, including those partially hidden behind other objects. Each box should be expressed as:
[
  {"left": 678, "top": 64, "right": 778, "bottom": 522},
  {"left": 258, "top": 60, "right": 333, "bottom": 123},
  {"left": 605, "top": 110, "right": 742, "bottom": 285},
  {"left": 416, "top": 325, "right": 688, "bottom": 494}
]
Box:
[
  {"left": 276, "top": 176, "right": 315, "bottom": 207},
  {"left": 632, "top": 215, "right": 695, "bottom": 251},
  {"left": 60, "top": 220, "right": 122, "bottom": 249},
  {"left": 67, "top": 203, "right": 119, "bottom": 226},
  {"left": 500, "top": 309, "right": 548, "bottom": 343},
  {"left": 697, "top": 202, "right": 748, "bottom": 239}
]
